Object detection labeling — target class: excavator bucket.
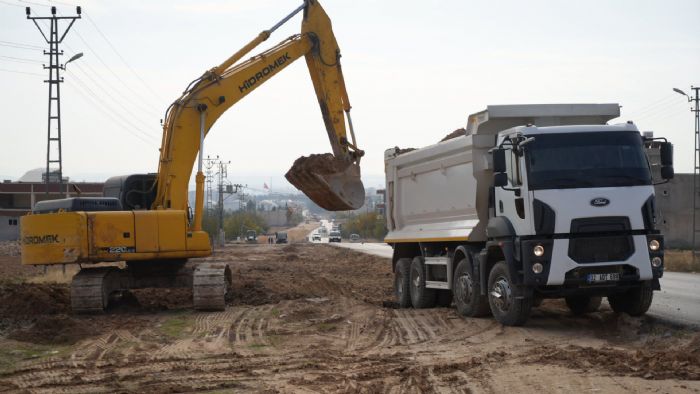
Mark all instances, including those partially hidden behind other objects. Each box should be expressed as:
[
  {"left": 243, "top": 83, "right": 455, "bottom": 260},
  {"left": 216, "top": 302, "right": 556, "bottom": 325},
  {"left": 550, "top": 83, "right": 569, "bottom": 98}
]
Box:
[{"left": 285, "top": 153, "right": 365, "bottom": 211}]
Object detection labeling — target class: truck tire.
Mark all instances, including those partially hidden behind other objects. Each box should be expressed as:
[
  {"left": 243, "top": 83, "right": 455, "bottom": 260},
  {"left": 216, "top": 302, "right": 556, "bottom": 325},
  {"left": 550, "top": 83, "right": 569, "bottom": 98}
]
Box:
[
  {"left": 453, "top": 258, "right": 490, "bottom": 317},
  {"left": 565, "top": 296, "right": 602, "bottom": 315},
  {"left": 487, "top": 261, "right": 532, "bottom": 326},
  {"left": 436, "top": 290, "right": 453, "bottom": 307},
  {"left": 607, "top": 281, "right": 653, "bottom": 316},
  {"left": 410, "top": 257, "right": 436, "bottom": 308},
  {"left": 394, "top": 258, "right": 412, "bottom": 308}
]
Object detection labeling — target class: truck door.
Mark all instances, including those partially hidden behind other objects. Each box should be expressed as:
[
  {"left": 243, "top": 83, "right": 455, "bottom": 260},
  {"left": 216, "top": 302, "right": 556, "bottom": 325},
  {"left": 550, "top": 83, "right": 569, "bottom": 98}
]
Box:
[{"left": 494, "top": 147, "right": 533, "bottom": 235}]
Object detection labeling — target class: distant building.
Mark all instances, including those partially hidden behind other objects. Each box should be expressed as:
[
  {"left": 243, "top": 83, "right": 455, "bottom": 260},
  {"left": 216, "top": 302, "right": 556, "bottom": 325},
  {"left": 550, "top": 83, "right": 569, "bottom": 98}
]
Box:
[{"left": 0, "top": 168, "right": 104, "bottom": 241}]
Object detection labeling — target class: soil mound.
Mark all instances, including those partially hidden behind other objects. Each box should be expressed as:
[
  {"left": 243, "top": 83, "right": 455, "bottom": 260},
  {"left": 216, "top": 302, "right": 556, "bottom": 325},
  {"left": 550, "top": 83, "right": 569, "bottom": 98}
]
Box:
[
  {"left": 0, "top": 241, "right": 20, "bottom": 257},
  {"left": 0, "top": 283, "right": 70, "bottom": 318},
  {"left": 8, "top": 314, "right": 94, "bottom": 345},
  {"left": 440, "top": 128, "right": 466, "bottom": 142},
  {"left": 532, "top": 333, "right": 700, "bottom": 380}
]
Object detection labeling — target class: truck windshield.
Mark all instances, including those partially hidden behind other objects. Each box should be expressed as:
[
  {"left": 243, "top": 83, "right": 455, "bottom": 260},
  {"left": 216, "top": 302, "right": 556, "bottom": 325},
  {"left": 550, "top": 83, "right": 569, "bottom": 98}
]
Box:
[{"left": 525, "top": 131, "right": 651, "bottom": 190}]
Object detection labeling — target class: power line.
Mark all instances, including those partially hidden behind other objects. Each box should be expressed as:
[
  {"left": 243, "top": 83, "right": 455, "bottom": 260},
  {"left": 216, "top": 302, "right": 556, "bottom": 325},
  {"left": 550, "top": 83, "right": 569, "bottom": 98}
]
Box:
[
  {"left": 32, "top": 13, "right": 163, "bottom": 116},
  {"left": 68, "top": 61, "right": 162, "bottom": 134},
  {"left": 0, "top": 67, "right": 44, "bottom": 76},
  {"left": 61, "top": 40, "right": 162, "bottom": 121},
  {"left": 70, "top": 29, "right": 163, "bottom": 113},
  {"left": 0, "top": 41, "right": 44, "bottom": 51},
  {"left": 31, "top": 19, "right": 163, "bottom": 132},
  {"left": 84, "top": 13, "right": 166, "bottom": 103},
  {"left": 17, "top": 0, "right": 165, "bottom": 108},
  {"left": 65, "top": 69, "right": 160, "bottom": 145},
  {"left": 0, "top": 0, "right": 23, "bottom": 8},
  {"left": 0, "top": 56, "right": 43, "bottom": 64},
  {"left": 65, "top": 72, "right": 159, "bottom": 147},
  {"left": 0, "top": 40, "right": 44, "bottom": 49}
]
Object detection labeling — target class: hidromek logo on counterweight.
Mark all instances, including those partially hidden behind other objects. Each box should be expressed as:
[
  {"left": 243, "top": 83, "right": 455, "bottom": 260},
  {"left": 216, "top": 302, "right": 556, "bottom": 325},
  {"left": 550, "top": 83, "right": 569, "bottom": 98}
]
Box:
[
  {"left": 238, "top": 52, "right": 291, "bottom": 93},
  {"left": 23, "top": 234, "right": 60, "bottom": 245}
]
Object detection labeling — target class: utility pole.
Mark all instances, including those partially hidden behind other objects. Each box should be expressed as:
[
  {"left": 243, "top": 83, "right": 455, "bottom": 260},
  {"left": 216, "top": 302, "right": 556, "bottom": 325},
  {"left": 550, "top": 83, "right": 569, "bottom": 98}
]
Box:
[
  {"left": 26, "top": 6, "right": 81, "bottom": 194},
  {"left": 674, "top": 86, "right": 700, "bottom": 265},
  {"left": 204, "top": 155, "right": 219, "bottom": 215}
]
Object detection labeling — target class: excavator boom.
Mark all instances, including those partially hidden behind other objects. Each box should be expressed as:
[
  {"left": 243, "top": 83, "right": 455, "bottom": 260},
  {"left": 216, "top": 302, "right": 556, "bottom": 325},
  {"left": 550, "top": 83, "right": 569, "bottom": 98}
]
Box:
[{"left": 156, "top": 0, "right": 364, "bottom": 218}]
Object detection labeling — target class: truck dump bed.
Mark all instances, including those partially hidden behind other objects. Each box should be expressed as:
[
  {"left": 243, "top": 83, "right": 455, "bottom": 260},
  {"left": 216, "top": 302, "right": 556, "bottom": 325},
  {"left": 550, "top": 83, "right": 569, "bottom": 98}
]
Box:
[{"left": 384, "top": 103, "right": 620, "bottom": 243}]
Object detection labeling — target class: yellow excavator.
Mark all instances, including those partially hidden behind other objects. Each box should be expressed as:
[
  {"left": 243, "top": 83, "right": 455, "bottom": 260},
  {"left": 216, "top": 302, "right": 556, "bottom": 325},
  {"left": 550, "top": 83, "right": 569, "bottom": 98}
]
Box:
[{"left": 20, "top": 0, "right": 364, "bottom": 312}]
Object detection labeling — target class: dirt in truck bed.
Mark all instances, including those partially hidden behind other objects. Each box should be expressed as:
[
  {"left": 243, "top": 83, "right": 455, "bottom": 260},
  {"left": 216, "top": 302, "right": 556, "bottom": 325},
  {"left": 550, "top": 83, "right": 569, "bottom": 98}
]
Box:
[{"left": 0, "top": 242, "right": 699, "bottom": 393}]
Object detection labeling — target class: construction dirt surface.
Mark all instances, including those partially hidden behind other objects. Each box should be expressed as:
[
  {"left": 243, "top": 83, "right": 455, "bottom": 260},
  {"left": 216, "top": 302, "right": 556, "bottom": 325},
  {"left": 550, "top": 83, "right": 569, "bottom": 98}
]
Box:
[{"left": 1, "top": 233, "right": 699, "bottom": 393}]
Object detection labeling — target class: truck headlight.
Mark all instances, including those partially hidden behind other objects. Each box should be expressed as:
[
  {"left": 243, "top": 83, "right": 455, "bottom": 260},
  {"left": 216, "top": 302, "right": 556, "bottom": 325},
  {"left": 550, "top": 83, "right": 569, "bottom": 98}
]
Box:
[
  {"left": 651, "top": 256, "right": 662, "bottom": 267},
  {"left": 532, "top": 262, "right": 543, "bottom": 274},
  {"left": 533, "top": 244, "right": 545, "bottom": 257},
  {"left": 649, "top": 239, "right": 660, "bottom": 251}
]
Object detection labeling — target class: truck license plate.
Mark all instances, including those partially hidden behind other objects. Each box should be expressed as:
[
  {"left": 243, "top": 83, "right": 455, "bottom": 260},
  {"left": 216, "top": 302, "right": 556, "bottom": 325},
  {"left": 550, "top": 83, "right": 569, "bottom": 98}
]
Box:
[{"left": 586, "top": 273, "right": 620, "bottom": 283}]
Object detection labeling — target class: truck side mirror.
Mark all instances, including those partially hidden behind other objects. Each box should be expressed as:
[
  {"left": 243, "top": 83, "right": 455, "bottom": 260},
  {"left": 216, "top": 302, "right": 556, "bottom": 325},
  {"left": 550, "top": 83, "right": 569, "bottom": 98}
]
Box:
[
  {"left": 494, "top": 172, "right": 508, "bottom": 187},
  {"left": 660, "top": 142, "right": 673, "bottom": 166},
  {"left": 493, "top": 149, "right": 507, "bottom": 173},
  {"left": 661, "top": 165, "right": 674, "bottom": 180}
]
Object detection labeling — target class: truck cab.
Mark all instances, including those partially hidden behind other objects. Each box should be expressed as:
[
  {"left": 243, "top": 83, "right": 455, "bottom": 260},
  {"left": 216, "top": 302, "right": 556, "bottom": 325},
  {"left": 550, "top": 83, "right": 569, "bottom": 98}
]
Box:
[
  {"left": 489, "top": 122, "right": 670, "bottom": 321},
  {"left": 384, "top": 104, "right": 673, "bottom": 326}
]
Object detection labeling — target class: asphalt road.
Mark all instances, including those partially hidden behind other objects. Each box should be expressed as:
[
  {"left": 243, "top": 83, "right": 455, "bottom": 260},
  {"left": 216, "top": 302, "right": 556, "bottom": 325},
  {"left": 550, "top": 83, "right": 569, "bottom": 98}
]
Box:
[{"left": 333, "top": 242, "right": 700, "bottom": 327}]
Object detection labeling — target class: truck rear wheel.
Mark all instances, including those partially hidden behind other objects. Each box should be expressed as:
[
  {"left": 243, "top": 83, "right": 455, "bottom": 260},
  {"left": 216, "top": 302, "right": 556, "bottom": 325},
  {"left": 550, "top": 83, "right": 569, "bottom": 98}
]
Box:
[
  {"left": 565, "top": 295, "right": 602, "bottom": 315},
  {"left": 410, "top": 257, "right": 436, "bottom": 308},
  {"left": 488, "top": 261, "right": 532, "bottom": 326},
  {"left": 607, "top": 281, "right": 653, "bottom": 316},
  {"left": 453, "top": 258, "right": 490, "bottom": 317},
  {"left": 394, "top": 258, "right": 412, "bottom": 308}
]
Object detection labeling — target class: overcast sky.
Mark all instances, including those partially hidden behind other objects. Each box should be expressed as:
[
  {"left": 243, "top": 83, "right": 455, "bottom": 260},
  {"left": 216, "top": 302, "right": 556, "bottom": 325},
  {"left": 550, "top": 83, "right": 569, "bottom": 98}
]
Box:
[{"left": 1, "top": 0, "right": 699, "bottom": 191}]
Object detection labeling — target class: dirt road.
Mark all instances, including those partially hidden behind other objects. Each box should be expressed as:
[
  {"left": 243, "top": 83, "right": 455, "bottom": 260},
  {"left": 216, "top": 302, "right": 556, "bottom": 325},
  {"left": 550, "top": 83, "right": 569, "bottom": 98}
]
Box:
[
  {"left": 1, "top": 242, "right": 699, "bottom": 393},
  {"left": 334, "top": 242, "right": 700, "bottom": 328}
]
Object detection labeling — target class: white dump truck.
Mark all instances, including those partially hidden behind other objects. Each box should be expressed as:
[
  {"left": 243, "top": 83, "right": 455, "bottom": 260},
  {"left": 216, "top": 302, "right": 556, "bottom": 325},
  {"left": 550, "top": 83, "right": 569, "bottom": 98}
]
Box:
[{"left": 384, "top": 104, "right": 673, "bottom": 326}]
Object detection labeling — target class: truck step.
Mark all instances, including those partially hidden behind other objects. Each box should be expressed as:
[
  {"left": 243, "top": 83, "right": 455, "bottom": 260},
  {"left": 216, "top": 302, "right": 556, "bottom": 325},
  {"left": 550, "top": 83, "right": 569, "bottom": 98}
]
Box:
[
  {"left": 426, "top": 280, "right": 449, "bottom": 290},
  {"left": 424, "top": 257, "right": 449, "bottom": 266}
]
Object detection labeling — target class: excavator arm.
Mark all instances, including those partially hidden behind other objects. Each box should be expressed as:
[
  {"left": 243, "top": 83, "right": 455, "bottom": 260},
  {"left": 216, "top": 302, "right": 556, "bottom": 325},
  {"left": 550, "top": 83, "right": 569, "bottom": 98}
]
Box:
[{"left": 156, "top": 0, "right": 364, "bottom": 233}]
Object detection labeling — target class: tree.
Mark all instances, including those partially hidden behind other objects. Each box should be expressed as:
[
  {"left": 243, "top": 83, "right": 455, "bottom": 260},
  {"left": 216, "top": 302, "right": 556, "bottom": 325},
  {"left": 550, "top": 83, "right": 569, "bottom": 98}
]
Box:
[
  {"left": 340, "top": 212, "right": 387, "bottom": 240},
  {"left": 221, "top": 211, "right": 269, "bottom": 240}
]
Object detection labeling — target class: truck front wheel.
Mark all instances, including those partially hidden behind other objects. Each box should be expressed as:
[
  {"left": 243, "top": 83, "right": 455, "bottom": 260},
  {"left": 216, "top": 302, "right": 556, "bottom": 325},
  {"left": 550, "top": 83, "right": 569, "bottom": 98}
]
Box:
[
  {"left": 607, "top": 281, "right": 653, "bottom": 316},
  {"left": 488, "top": 261, "right": 532, "bottom": 326},
  {"left": 565, "top": 296, "right": 602, "bottom": 315},
  {"left": 410, "top": 257, "right": 436, "bottom": 308},
  {"left": 453, "top": 258, "right": 490, "bottom": 317},
  {"left": 394, "top": 258, "right": 412, "bottom": 308}
]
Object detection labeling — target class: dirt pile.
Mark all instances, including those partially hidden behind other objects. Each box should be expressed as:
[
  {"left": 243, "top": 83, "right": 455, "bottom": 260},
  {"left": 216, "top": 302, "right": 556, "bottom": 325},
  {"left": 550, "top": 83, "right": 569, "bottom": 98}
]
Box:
[
  {"left": 0, "top": 283, "right": 70, "bottom": 318},
  {"left": 221, "top": 244, "right": 392, "bottom": 307},
  {"left": 0, "top": 241, "right": 20, "bottom": 257},
  {"left": 440, "top": 127, "right": 466, "bottom": 142},
  {"left": 8, "top": 314, "right": 94, "bottom": 345},
  {"left": 532, "top": 333, "right": 700, "bottom": 380},
  {"left": 287, "top": 153, "right": 349, "bottom": 176}
]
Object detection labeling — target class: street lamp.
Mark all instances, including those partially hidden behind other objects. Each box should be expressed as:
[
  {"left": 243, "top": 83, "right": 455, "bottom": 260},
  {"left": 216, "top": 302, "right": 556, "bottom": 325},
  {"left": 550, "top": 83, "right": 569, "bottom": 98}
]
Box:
[
  {"left": 673, "top": 87, "right": 690, "bottom": 100},
  {"left": 63, "top": 52, "right": 83, "bottom": 69}
]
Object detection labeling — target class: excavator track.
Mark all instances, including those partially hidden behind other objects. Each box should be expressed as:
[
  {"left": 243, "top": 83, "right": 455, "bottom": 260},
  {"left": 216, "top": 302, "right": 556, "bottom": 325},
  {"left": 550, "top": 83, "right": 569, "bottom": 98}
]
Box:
[
  {"left": 71, "top": 267, "right": 123, "bottom": 314},
  {"left": 193, "top": 263, "right": 232, "bottom": 311}
]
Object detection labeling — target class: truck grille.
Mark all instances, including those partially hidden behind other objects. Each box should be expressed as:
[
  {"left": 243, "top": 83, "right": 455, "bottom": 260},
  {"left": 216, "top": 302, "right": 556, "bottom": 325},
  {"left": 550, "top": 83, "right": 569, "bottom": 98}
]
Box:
[{"left": 568, "top": 217, "right": 634, "bottom": 264}]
